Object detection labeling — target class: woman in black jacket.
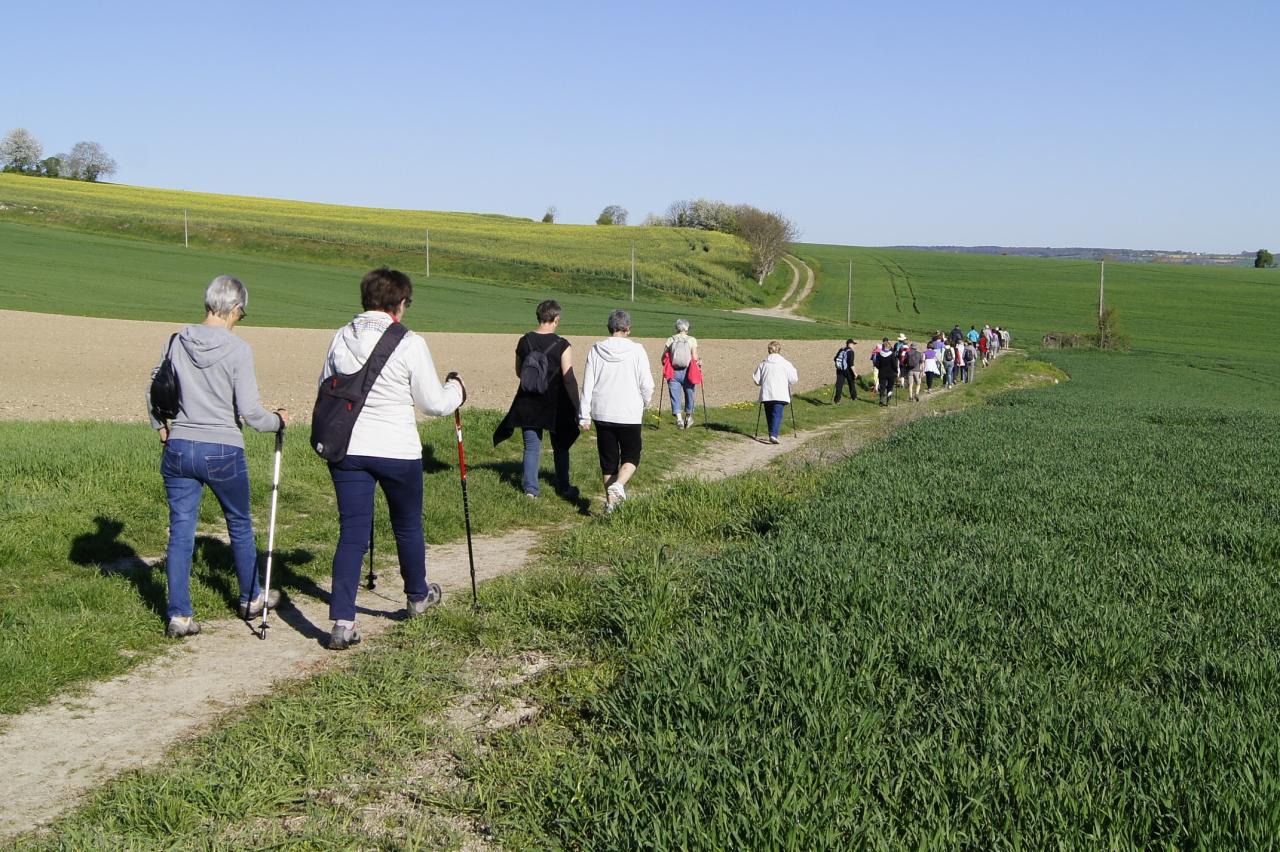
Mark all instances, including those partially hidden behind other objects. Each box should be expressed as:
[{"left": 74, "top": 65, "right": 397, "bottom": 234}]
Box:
[{"left": 493, "top": 300, "right": 581, "bottom": 499}]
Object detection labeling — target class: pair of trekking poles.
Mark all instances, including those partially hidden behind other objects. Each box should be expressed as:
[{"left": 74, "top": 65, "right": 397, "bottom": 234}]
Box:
[
  {"left": 255, "top": 409, "right": 481, "bottom": 640},
  {"left": 752, "top": 400, "right": 799, "bottom": 441}
]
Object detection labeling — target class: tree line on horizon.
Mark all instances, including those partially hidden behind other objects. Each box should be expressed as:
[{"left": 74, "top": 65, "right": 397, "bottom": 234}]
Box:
[
  {"left": 1, "top": 127, "right": 117, "bottom": 182},
  {"left": 554, "top": 198, "right": 796, "bottom": 286}
]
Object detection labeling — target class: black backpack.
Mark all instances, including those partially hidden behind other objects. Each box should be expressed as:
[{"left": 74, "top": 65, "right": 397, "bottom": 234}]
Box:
[
  {"left": 518, "top": 333, "right": 558, "bottom": 394},
  {"left": 906, "top": 349, "right": 923, "bottom": 370},
  {"left": 311, "top": 323, "right": 409, "bottom": 462},
  {"left": 149, "top": 333, "right": 182, "bottom": 423}
]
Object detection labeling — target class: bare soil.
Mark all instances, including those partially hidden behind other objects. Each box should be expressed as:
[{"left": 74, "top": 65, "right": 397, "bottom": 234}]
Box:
[{"left": 0, "top": 309, "right": 853, "bottom": 422}]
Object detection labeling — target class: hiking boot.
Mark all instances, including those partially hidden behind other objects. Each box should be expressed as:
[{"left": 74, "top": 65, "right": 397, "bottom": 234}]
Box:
[
  {"left": 406, "top": 583, "right": 443, "bottom": 619},
  {"left": 238, "top": 588, "right": 282, "bottom": 621},
  {"left": 166, "top": 616, "right": 201, "bottom": 638},
  {"left": 328, "top": 623, "right": 362, "bottom": 650}
]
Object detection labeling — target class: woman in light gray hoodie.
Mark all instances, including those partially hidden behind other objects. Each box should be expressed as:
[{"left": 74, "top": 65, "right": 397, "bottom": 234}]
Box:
[
  {"left": 578, "top": 309, "right": 654, "bottom": 513},
  {"left": 148, "top": 276, "right": 286, "bottom": 638}
]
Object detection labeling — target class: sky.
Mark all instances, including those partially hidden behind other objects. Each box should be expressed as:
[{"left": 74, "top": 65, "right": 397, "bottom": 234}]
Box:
[{"left": 4, "top": 0, "right": 1277, "bottom": 252}]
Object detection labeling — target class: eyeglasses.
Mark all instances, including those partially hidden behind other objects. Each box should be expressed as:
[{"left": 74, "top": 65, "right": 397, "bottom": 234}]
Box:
[{"left": 238, "top": 306, "right": 247, "bottom": 319}]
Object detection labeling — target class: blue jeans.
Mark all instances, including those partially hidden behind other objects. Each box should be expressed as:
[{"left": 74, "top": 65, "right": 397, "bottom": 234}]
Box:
[
  {"left": 522, "top": 428, "right": 572, "bottom": 496},
  {"left": 667, "top": 369, "right": 696, "bottom": 416},
  {"left": 161, "top": 439, "right": 260, "bottom": 619},
  {"left": 329, "top": 455, "right": 429, "bottom": 622},
  {"left": 764, "top": 401, "right": 786, "bottom": 438}
]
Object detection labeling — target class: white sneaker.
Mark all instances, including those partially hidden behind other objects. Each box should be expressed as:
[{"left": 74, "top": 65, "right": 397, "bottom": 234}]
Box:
[
  {"left": 684, "top": 414, "right": 694, "bottom": 428},
  {"left": 604, "top": 483, "right": 627, "bottom": 514},
  {"left": 674, "top": 414, "right": 685, "bottom": 429}
]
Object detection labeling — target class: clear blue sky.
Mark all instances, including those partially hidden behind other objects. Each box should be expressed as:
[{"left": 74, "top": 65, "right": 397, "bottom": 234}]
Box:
[{"left": 5, "top": 0, "right": 1276, "bottom": 252}]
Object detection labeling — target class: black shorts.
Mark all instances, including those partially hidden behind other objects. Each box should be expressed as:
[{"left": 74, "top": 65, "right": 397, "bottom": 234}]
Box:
[{"left": 593, "top": 420, "right": 642, "bottom": 475}]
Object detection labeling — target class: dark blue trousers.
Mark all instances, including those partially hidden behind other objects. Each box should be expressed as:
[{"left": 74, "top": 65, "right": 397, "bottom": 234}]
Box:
[{"left": 328, "top": 455, "right": 429, "bottom": 621}]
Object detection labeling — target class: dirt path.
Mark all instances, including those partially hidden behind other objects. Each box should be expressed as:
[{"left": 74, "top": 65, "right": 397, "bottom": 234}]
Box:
[
  {"left": 732, "top": 255, "right": 817, "bottom": 323},
  {"left": 0, "top": 309, "right": 845, "bottom": 422},
  {"left": 0, "top": 529, "right": 539, "bottom": 839}
]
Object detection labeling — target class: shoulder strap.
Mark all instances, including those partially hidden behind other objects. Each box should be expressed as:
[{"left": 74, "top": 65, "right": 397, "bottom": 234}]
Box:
[
  {"left": 165, "top": 333, "right": 178, "bottom": 357},
  {"left": 359, "top": 322, "right": 410, "bottom": 396}
]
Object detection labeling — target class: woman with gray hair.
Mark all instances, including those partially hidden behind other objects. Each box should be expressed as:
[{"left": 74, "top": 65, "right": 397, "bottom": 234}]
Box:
[
  {"left": 147, "top": 275, "right": 287, "bottom": 638},
  {"left": 663, "top": 318, "right": 701, "bottom": 428},
  {"left": 579, "top": 309, "right": 654, "bottom": 513}
]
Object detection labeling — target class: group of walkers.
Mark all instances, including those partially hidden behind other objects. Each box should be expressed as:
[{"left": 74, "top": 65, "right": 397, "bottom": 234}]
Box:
[
  {"left": 854, "top": 323, "right": 1010, "bottom": 406},
  {"left": 147, "top": 266, "right": 1004, "bottom": 648}
]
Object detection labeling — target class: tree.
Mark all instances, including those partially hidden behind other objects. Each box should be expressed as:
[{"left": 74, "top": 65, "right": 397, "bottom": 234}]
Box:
[
  {"left": 1256, "top": 249, "right": 1275, "bottom": 269},
  {"left": 0, "top": 128, "right": 43, "bottom": 174},
  {"left": 40, "top": 156, "right": 62, "bottom": 177},
  {"left": 596, "top": 205, "right": 627, "bottom": 225},
  {"left": 64, "top": 141, "right": 117, "bottom": 182},
  {"left": 735, "top": 206, "right": 799, "bottom": 284},
  {"left": 541, "top": 206, "right": 557, "bottom": 224}
]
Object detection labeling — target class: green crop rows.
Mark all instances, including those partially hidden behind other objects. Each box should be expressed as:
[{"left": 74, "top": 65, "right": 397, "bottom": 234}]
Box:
[
  {"left": 796, "top": 243, "right": 1277, "bottom": 359},
  {"left": 473, "top": 351, "right": 1280, "bottom": 848}
]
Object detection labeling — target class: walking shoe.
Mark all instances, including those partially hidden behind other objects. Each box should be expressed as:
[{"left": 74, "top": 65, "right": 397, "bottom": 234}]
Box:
[
  {"left": 524, "top": 491, "right": 539, "bottom": 499},
  {"left": 406, "top": 583, "right": 443, "bottom": 619},
  {"left": 166, "top": 616, "right": 201, "bottom": 638},
  {"left": 684, "top": 414, "right": 694, "bottom": 428},
  {"left": 238, "top": 588, "right": 282, "bottom": 621},
  {"left": 769, "top": 436, "right": 780, "bottom": 444},
  {"left": 674, "top": 414, "right": 685, "bottom": 429},
  {"left": 604, "top": 482, "right": 627, "bottom": 514},
  {"left": 328, "top": 623, "right": 362, "bottom": 650}
]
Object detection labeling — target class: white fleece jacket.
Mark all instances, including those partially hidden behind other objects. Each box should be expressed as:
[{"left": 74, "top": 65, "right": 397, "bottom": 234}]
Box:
[
  {"left": 319, "top": 312, "right": 463, "bottom": 460},
  {"left": 753, "top": 353, "right": 799, "bottom": 403},
  {"left": 578, "top": 336, "right": 654, "bottom": 425}
]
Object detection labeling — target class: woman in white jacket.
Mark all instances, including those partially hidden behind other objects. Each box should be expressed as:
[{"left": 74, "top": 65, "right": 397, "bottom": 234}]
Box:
[
  {"left": 752, "top": 340, "right": 799, "bottom": 444},
  {"left": 318, "top": 268, "right": 466, "bottom": 650},
  {"left": 579, "top": 309, "right": 654, "bottom": 513}
]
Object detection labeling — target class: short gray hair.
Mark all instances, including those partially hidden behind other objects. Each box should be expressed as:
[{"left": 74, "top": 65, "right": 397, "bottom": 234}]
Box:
[
  {"left": 205, "top": 275, "right": 247, "bottom": 316},
  {"left": 607, "top": 309, "right": 632, "bottom": 333},
  {"left": 675, "top": 318, "right": 690, "bottom": 333}
]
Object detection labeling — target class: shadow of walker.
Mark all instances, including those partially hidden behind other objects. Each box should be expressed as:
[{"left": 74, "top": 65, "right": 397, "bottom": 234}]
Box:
[{"left": 70, "top": 515, "right": 167, "bottom": 618}]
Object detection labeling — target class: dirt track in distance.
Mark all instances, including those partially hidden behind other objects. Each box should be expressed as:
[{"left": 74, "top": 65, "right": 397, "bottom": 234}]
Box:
[{"left": 0, "top": 310, "right": 864, "bottom": 422}]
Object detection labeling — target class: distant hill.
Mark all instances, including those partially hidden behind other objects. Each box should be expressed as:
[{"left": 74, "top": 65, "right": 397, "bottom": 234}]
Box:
[
  {"left": 888, "top": 245, "right": 1253, "bottom": 266},
  {"left": 0, "top": 174, "right": 783, "bottom": 306}
]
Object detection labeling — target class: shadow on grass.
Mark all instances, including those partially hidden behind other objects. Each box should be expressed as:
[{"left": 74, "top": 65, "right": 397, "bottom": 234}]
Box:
[
  {"left": 71, "top": 516, "right": 169, "bottom": 620},
  {"left": 421, "top": 443, "right": 451, "bottom": 474}
]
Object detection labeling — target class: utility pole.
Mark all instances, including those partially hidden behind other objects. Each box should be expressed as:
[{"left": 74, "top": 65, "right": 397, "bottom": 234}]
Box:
[
  {"left": 847, "top": 259, "right": 853, "bottom": 325},
  {"left": 183, "top": 210, "right": 188, "bottom": 248},
  {"left": 631, "top": 242, "right": 636, "bottom": 302},
  {"left": 425, "top": 229, "right": 430, "bottom": 277},
  {"left": 1098, "top": 259, "right": 1105, "bottom": 320}
]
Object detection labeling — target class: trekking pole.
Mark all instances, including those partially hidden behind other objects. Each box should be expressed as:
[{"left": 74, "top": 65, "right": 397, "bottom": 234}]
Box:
[
  {"left": 754, "top": 401, "right": 762, "bottom": 441},
  {"left": 453, "top": 409, "right": 479, "bottom": 610},
  {"left": 790, "top": 401, "right": 799, "bottom": 436},
  {"left": 365, "top": 522, "right": 376, "bottom": 590},
  {"left": 700, "top": 372, "right": 709, "bottom": 428},
  {"left": 258, "top": 425, "right": 284, "bottom": 640},
  {"left": 656, "top": 376, "right": 663, "bottom": 428}
]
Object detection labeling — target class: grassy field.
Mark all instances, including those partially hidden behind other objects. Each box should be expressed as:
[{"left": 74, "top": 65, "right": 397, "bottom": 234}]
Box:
[
  {"left": 0, "top": 220, "right": 827, "bottom": 339},
  {"left": 0, "top": 174, "right": 772, "bottom": 305},
  {"left": 12, "top": 355, "right": 1056, "bottom": 848},
  {"left": 795, "top": 243, "right": 1278, "bottom": 357}
]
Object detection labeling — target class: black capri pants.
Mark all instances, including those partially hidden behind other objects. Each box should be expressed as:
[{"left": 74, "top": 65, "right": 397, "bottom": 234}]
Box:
[{"left": 592, "top": 420, "right": 642, "bottom": 475}]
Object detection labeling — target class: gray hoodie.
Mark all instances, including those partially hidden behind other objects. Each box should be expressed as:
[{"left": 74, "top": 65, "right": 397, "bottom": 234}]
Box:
[{"left": 148, "top": 324, "right": 280, "bottom": 447}]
